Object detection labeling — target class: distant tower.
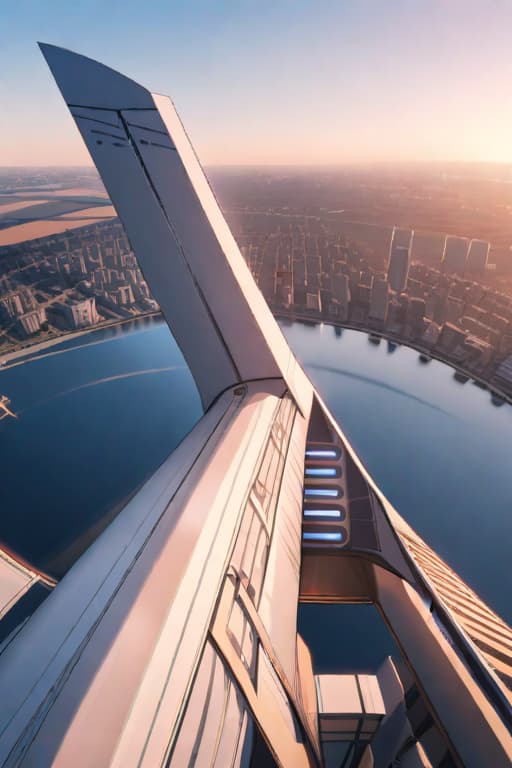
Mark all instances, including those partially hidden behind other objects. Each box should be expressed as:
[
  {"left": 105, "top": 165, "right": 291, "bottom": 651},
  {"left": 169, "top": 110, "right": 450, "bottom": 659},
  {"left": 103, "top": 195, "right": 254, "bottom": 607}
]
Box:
[
  {"left": 369, "top": 277, "right": 389, "bottom": 322},
  {"left": 387, "top": 228, "right": 413, "bottom": 292},
  {"left": 274, "top": 270, "right": 293, "bottom": 307},
  {"left": 466, "top": 239, "right": 490, "bottom": 275},
  {"left": 442, "top": 236, "right": 469, "bottom": 275},
  {"left": 408, "top": 297, "right": 426, "bottom": 334},
  {"left": 333, "top": 272, "right": 351, "bottom": 321}
]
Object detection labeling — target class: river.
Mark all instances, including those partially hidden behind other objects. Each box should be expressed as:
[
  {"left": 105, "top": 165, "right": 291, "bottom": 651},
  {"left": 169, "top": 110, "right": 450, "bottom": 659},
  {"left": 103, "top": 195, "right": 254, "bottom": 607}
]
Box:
[{"left": 0, "top": 317, "right": 510, "bottom": 666}]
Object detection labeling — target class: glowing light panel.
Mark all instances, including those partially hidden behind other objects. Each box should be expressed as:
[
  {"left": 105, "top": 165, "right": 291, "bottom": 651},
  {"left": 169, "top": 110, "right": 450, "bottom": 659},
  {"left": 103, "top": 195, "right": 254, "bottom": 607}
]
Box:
[
  {"left": 304, "top": 509, "right": 341, "bottom": 518},
  {"left": 305, "top": 468, "right": 338, "bottom": 477},
  {"left": 305, "top": 449, "right": 338, "bottom": 459},
  {"left": 303, "top": 532, "right": 343, "bottom": 542},
  {"left": 304, "top": 488, "right": 339, "bottom": 498}
]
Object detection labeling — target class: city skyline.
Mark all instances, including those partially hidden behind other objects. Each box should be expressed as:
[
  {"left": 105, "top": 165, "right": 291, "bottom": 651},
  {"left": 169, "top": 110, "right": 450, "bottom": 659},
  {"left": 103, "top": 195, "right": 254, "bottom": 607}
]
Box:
[
  {"left": 2, "top": 166, "right": 512, "bottom": 406},
  {"left": 2, "top": 1, "right": 512, "bottom": 166}
]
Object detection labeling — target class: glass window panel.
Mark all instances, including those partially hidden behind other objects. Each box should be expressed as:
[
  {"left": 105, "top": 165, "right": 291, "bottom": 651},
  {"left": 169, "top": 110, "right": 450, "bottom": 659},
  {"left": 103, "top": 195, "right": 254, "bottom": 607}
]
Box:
[
  {"left": 230, "top": 502, "right": 254, "bottom": 576},
  {"left": 257, "top": 647, "right": 302, "bottom": 743},
  {"left": 170, "top": 641, "right": 279, "bottom": 768},
  {"left": 168, "top": 642, "right": 217, "bottom": 766},
  {"left": 320, "top": 717, "right": 361, "bottom": 732},
  {"left": 235, "top": 715, "right": 254, "bottom": 768},
  {"left": 246, "top": 527, "right": 269, "bottom": 605},
  {"left": 228, "top": 599, "right": 246, "bottom": 650},
  {"left": 362, "top": 718, "right": 381, "bottom": 733},
  {"left": 241, "top": 514, "right": 265, "bottom": 584},
  {"left": 227, "top": 599, "right": 258, "bottom": 680},
  {"left": 322, "top": 741, "right": 352, "bottom": 768},
  {"left": 245, "top": 719, "right": 278, "bottom": 768},
  {"left": 190, "top": 655, "right": 228, "bottom": 768},
  {"left": 213, "top": 683, "right": 246, "bottom": 768}
]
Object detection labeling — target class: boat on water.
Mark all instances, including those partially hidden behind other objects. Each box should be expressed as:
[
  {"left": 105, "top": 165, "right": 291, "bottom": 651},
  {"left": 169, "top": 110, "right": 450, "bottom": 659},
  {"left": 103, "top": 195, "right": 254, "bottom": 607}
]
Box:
[{"left": 0, "top": 395, "right": 17, "bottom": 420}]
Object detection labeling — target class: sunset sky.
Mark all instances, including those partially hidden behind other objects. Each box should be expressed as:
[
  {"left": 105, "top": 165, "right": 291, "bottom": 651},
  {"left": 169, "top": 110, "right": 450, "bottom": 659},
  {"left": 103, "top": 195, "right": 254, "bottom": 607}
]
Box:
[{"left": 2, "top": 0, "right": 512, "bottom": 166}]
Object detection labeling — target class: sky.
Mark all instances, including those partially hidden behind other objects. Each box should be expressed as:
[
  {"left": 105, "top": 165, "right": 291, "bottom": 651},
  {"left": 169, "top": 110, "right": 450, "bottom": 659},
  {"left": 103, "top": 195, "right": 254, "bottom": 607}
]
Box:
[{"left": 1, "top": 0, "right": 512, "bottom": 166}]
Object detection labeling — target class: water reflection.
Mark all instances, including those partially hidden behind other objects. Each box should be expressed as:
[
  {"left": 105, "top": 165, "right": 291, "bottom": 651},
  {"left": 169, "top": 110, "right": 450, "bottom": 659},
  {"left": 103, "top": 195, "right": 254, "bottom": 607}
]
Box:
[
  {"left": 282, "top": 321, "right": 512, "bottom": 623},
  {"left": 0, "top": 318, "right": 202, "bottom": 577},
  {"left": 1, "top": 318, "right": 511, "bottom": 626}
]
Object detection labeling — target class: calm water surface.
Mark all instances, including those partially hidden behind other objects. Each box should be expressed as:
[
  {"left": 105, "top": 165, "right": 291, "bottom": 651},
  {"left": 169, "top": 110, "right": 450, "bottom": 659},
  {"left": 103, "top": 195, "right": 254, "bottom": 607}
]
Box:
[
  {"left": 0, "top": 318, "right": 510, "bottom": 635},
  {"left": 0, "top": 318, "right": 202, "bottom": 576},
  {"left": 283, "top": 321, "right": 512, "bottom": 624}
]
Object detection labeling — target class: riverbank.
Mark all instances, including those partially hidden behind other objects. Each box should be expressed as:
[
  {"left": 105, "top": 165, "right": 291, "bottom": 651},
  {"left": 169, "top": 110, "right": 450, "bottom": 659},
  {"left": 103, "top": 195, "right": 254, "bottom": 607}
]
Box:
[{"left": 274, "top": 309, "right": 512, "bottom": 406}]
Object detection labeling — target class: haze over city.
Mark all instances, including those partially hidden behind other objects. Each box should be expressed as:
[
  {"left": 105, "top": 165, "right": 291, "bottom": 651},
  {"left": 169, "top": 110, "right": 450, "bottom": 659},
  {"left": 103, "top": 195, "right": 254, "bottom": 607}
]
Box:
[
  {"left": 1, "top": 6, "right": 512, "bottom": 767},
  {"left": 2, "top": 0, "right": 512, "bottom": 166}
]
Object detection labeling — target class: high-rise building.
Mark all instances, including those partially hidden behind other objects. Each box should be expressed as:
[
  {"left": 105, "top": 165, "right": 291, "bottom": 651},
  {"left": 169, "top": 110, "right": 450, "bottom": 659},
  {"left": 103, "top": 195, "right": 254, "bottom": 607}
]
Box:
[
  {"left": 422, "top": 319, "right": 441, "bottom": 345},
  {"left": 117, "top": 284, "right": 135, "bottom": 305},
  {"left": 369, "top": 277, "right": 389, "bottom": 322},
  {"left": 275, "top": 270, "right": 293, "bottom": 307},
  {"left": 333, "top": 272, "right": 351, "bottom": 321},
  {"left": 442, "top": 236, "right": 469, "bottom": 275},
  {"left": 408, "top": 297, "right": 426, "bottom": 333},
  {"left": 360, "top": 268, "right": 373, "bottom": 288},
  {"left": 467, "top": 239, "right": 490, "bottom": 274},
  {"left": 387, "top": 228, "right": 413, "bottom": 292},
  {"left": 356, "top": 283, "right": 371, "bottom": 307},
  {"left": 306, "top": 290, "right": 321, "bottom": 313},
  {"left": 434, "top": 277, "right": 452, "bottom": 324},
  {"left": 294, "top": 285, "right": 307, "bottom": 309},
  {"left": 437, "top": 322, "right": 467, "bottom": 354},
  {"left": 64, "top": 297, "right": 100, "bottom": 329},
  {"left": 425, "top": 292, "right": 437, "bottom": 320},
  {"left": 71, "top": 252, "right": 87, "bottom": 276},
  {"left": 445, "top": 296, "right": 464, "bottom": 325},
  {"left": 0, "top": 292, "right": 24, "bottom": 319},
  {"left": 0, "top": 44, "right": 510, "bottom": 768},
  {"left": 17, "top": 309, "right": 46, "bottom": 337}
]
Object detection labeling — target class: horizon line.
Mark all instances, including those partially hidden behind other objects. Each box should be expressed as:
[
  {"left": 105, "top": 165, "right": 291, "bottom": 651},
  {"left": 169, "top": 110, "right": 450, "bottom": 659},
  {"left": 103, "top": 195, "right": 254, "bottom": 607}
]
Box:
[{"left": 2, "top": 159, "right": 512, "bottom": 170}]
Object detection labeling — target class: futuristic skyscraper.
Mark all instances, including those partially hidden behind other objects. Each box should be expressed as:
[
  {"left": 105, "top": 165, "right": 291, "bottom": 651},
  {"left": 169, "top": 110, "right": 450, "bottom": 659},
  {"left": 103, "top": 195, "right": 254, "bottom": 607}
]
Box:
[
  {"left": 387, "top": 228, "right": 413, "bottom": 293},
  {"left": 0, "top": 45, "right": 510, "bottom": 767}
]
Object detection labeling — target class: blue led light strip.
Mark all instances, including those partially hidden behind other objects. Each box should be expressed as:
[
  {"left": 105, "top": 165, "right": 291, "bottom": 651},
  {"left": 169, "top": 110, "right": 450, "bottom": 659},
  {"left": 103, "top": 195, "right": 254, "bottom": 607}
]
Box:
[
  {"left": 303, "top": 532, "right": 343, "bottom": 542},
  {"left": 304, "top": 488, "right": 339, "bottom": 498},
  {"left": 305, "top": 449, "right": 338, "bottom": 459},
  {"left": 305, "top": 467, "right": 338, "bottom": 477},
  {"left": 304, "top": 509, "right": 341, "bottom": 518}
]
